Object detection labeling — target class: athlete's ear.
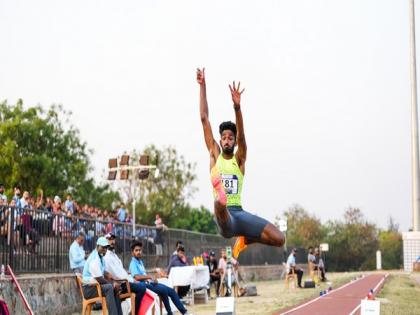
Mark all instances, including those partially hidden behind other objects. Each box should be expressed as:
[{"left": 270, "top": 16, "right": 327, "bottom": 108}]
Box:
[{"left": 219, "top": 139, "right": 223, "bottom": 147}]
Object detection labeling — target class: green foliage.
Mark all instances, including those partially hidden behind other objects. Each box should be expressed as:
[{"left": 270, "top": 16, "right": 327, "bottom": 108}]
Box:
[
  {"left": 170, "top": 206, "right": 217, "bottom": 234},
  {"left": 324, "top": 208, "right": 378, "bottom": 271},
  {"left": 76, "top": 178, "right": 121, "bottom": 210},
  {"left": 0, "top": 100, "right": 119, "bottom": 206},
  {"left": 378, "top": 229, "right": 402, "bottom": 270},
  {"left": 127, "top": 145, "right": 215, "bottom": 231},
  {"left": 279, "top": 204, "right": 324, "bottom": 248}
]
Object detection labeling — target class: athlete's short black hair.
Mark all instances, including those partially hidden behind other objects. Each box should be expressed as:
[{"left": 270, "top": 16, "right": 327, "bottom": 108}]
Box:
[{"left": 219, "top": 121, "right": 237, "bottom": 137}]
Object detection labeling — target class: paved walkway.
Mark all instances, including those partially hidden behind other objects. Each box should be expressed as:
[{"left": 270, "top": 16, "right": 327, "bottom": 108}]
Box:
[{"left": 276, "top": 273, "right": 387, "bottom": 315}]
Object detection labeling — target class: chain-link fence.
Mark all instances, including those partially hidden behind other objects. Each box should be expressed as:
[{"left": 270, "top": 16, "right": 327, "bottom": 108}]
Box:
[{"left": 0, "top": 206, "right": 305, "bottom": 273}]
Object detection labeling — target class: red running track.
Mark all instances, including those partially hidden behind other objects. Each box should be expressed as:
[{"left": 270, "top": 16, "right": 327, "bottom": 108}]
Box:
[{"left": 276, "top": 273, "right": 387, "bottom": 315}]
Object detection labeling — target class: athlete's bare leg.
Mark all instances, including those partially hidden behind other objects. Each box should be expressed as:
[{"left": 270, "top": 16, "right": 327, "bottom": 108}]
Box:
[
  {"left": 250, "top": 223, "right": 285, "bottom": 247},
  {"left": 211, "top": 167, "right": 230, "bottom": 225},
  {"left": 214, "top": 200, "right": 230, "bottom": 226}
]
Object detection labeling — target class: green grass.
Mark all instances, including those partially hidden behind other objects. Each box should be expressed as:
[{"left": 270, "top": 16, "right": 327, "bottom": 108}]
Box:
[
  {"left": 377, "top": 273, "right": 420, "bottom": 315},
  {"left": 188, "top": 272, "right": 360, "bottom": 315}
]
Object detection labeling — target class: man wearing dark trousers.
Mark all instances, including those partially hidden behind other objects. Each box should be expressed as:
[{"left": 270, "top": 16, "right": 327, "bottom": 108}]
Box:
[
  {"left": 129, "top": 241, "right": 191, "bottom": 315},
  {"left": 82, "top": 237, "right": 123, "bottom": 315},
  {"left": 103, "top": 233, "right": 146, "bottom": 315},
  {"left": 206, "top": 251, "right": 221, "bottom": 297},
  {"left": 286, "top": 248, "right": 303, "bottom": 288}
]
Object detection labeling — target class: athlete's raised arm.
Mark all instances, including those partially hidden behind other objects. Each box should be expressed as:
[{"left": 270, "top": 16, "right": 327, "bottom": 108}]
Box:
[
  {"left": 229, "top": 81, "right": 247, "bottom": 168},
  {"left": 197, "top": 68, "right": 220, "bottom": 165}
]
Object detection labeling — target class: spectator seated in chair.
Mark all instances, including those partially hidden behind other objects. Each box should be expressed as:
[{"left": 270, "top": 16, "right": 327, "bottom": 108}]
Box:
[
  {"left": 69, "top": 232, "right": 86, "bottom": 274},
  {"left": 129, "top": 241, "right": 191, "bottom": 315},
  {"left": 103, "top": 233, "right": 146, "bottom": 315},
  {"left": 81, "top": 237, "right": 123, "bottom": 315},
  {"left": 167, "top": 244, "right": 191, "bottom": 298},
  {"left": 286, "top": 248, "right": 303, "bottom": 288}
]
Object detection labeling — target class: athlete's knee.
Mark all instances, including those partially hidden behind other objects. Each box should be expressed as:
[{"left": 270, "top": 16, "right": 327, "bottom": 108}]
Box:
[{"left": 262, "top": 223, "right": 285, "bottom": 247}]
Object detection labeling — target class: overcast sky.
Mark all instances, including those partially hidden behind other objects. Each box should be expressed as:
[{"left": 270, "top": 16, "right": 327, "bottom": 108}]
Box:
[{"left": 0, "top": 0, "right": 416, "bottom": 231}]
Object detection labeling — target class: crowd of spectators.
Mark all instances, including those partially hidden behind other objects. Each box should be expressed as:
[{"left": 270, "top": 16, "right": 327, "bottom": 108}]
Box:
[
  {"left": 0, "top": 184, "right": 132, "bottom": 223},
  {"left": 0, "top": 183, "right": 138, "bottom": 254}
]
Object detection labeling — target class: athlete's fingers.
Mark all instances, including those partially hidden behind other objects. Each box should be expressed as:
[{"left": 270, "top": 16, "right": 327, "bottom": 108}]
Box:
[
  {"left": 229, "top": 84, "right": 233, "bottom": 93},
  {"left": 233, "top": 81, "right": 236, "bottom": 90},
  {"left": 237, "top": 82, "right": 240, "bottom": 92},
  {"left": 240, "top": 88, "right": 245, "bottom": 94}
]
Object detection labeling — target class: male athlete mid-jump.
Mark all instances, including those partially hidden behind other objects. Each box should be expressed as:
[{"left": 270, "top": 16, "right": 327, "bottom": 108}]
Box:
[{"left": 197, "top": 68, "right": 285, "bottom": 258}]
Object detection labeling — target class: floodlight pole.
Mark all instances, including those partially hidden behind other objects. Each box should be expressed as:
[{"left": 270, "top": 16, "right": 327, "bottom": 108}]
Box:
[
  {"left": 131, "top": 182, "right": 137, "bottom": 237},
  {"left": 410, "top": 0, "right": 420, "bottom": 231},
  {"left": 108, "top": 162, "right": 157, "bottom": 238}
]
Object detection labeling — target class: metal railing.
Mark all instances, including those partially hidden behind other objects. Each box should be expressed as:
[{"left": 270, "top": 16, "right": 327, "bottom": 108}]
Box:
[{"left": 0, "top": 206, "right": 303, "bottom": 273}]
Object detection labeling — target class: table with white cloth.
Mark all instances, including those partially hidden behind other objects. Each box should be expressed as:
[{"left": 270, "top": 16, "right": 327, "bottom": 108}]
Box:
[{"left": 168, "top": 265, "right": 210, "bottom": 304}]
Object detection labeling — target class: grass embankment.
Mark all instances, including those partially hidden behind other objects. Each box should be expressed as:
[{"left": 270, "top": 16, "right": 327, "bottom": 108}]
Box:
[{"left": 378, "top": 273, "right": 420, "bottom": 315}]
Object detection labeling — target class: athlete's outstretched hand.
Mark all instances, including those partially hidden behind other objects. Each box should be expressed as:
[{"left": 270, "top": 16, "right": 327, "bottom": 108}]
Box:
[
  {"left": 229, "top": 81, "right": 245, "bottom": 109},
  {"left": 196, "top": 67, "right": 205, "bottom": 85}
]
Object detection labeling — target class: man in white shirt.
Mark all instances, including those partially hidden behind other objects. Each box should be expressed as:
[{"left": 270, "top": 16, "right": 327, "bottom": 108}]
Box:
[
  {"left": 69, "top": 232, "right": 86, "bottom": 273},
  {"left": 286, "top": 248, "right": 303, "bottom": 288},
  {"left": 103, "top": 233, "right": 146, "bottom": 315}
]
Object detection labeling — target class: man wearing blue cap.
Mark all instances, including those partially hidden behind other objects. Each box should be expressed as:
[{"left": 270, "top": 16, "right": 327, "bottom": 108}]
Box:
[{"left": 82, "top": 236, "right": 123, "bottom": 315}]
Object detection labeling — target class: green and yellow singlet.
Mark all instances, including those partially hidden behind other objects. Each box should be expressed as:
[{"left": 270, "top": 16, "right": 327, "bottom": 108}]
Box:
[{"left": 214, "top": 154, "right": 243, "bottom": 207}]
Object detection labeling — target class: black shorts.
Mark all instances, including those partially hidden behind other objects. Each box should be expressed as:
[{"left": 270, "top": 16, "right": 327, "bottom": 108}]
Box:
[{"left": 215, "top": 206, "right": 269, "bottom": 239}]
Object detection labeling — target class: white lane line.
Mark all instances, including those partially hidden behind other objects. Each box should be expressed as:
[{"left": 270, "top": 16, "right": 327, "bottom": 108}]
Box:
[
  {"left": 280, "top": 275, "right": 367, "bottom": 315},
  {"left": 348, "top": 273, "right": 388, "bottom": 315}
]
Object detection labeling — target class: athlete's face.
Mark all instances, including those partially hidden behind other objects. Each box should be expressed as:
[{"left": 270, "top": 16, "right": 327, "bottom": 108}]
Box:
[{"left": 220, "top": 130, "right": 236, "bottom": 155}]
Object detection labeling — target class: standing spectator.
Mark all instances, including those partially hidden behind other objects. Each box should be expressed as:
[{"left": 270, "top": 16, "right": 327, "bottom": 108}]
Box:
[
  {"left": 82, "top": 237, "right": 123, "bottom": 315},
  {"left": 154, "top": 214, "right": 165, "bottom": 267},
  {"left": 307, "top": 246, "right": 316, "bottom": 266},
  {"left": 52, "top": 196, "right": 64, "bottom": 236},
  {"left": 286, "top": 248, "right": 303, "bottom": 288},
  {"left": 20, "top": 191, "right": 30, "bottom": 209},
  {"left": 12, "top": 185, "right": 22, "bottom": 208},
  {"left": 314, "top": 247, "right": 327, "bottom": 282},
  {"left": 69, "top": 232, "right": 86, "bottom": 273},
  {"left": 65, "top": 194, "right": 74, "bottom": 214},
  {"left": 0, "top": 184, "right": 7, "bottom": 203},
  {"left": 207, "top": 251, "right": 221, "bottom": 298},
  {"left": 103, "top": 233, "right": 146, "bottom": 315},
  {"left": 129, "top": 241, "right": 190, "bottom": 315},
  {"left": 117, "top": 204, "right": 126, "bottom": 222}
]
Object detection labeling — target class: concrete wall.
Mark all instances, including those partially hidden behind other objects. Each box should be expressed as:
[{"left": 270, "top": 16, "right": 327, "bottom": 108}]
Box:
[
  {"left": 0, "top": 273, "right": 81, "bottom": 315},
  {"left": 239, "top": 264, "right": 306, "bottom": 282}
]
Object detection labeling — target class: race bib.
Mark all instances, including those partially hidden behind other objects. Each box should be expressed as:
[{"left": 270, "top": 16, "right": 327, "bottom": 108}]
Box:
[{"left": 221, "top": 174, "right": 238, "bottom": 194}]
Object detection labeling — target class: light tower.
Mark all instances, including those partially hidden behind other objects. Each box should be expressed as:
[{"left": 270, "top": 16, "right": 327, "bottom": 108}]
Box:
[
  {"left": 107, "top": 152, "right": 158, "bottom": 237},
  {"left": 404, "top": 0, "right": 420, "bottom": 272}
]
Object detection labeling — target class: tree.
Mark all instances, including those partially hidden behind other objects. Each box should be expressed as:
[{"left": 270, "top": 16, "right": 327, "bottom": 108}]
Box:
[
  {"left": 325, "top": 207, "right": 378, "bottom": 271},
  {"left": 0, "top": 100, "right": 118, "bottom": 205},
  {"left": 378, "top": 217, "right": 402, "bottom": 269},
  {"left": 170, "top": 206, "right": 218, "bottom": 234},
  {"left": 280, "top": 204, "right": 324, "bottom": 248}
]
